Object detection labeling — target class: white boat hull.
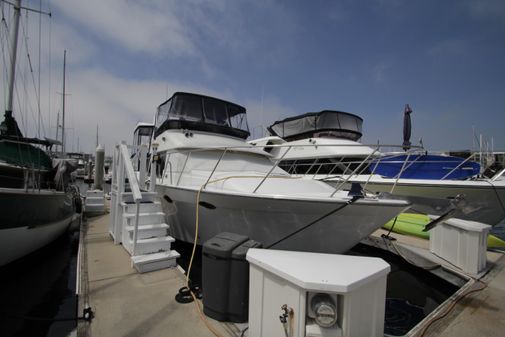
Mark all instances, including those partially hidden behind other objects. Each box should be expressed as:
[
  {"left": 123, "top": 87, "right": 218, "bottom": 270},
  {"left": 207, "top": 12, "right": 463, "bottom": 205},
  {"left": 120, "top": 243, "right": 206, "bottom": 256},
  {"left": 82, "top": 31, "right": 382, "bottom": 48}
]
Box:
[
  {"left": 341, "top": 176, "right": 505, "bottom": 226},
  {"left": 0, "top": 215, "right": 73, "bottom": 266},
  {"left": 157, "top": 185, "right": 409, "bottom": 253}
]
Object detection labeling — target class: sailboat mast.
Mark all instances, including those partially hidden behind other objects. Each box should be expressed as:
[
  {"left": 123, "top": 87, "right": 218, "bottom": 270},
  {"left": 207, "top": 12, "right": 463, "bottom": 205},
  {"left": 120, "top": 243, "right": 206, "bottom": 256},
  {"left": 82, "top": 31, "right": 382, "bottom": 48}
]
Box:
[
  {"left": 6, "top": 0, "right": 21, "bottom": 114},
  {"left": 62, "top": 50, "right": 66, "bottom": 155},
  {"left": 55, "top": 112, "right": 60, "bottom": 149}
]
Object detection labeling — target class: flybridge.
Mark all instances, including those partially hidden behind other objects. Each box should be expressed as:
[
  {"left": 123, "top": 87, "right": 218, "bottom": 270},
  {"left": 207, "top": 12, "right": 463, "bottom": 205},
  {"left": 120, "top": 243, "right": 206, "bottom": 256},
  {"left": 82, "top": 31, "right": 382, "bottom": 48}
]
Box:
[
  {"left": 268, "top": 110, "right": 364, "bottom": 142},
  {"left": 154, "top": 92, "right": 250, "bottom": 139}
]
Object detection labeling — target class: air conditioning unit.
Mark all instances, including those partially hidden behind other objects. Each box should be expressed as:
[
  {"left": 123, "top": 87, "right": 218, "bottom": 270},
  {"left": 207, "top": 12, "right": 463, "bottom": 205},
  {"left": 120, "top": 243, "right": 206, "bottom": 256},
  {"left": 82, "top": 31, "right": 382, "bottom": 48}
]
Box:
[{"left": 246, "top": 249, "right": 390, "bottom": 337}]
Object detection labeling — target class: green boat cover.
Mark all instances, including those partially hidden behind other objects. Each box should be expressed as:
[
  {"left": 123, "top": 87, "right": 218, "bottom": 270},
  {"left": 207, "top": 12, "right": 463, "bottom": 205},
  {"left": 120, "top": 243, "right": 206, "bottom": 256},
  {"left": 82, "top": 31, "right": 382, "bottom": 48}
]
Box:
[{"left": 0, "top": 139, "right": 52, "bottom": 170}]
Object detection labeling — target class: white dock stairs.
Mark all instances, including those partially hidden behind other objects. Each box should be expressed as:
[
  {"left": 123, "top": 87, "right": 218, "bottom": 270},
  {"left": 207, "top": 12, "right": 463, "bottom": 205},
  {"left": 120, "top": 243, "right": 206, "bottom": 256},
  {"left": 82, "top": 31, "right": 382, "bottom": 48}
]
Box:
[
  {"left": 110, "top": 143, "right": 179, "bottom": 273},
  {"left": 84, "top": 189, "right": 105, "bottom": 215}
]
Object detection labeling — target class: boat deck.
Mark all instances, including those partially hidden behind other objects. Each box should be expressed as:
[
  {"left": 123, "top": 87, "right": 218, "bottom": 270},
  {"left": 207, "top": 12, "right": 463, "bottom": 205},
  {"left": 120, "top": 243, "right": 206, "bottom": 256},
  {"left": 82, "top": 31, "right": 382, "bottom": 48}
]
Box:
[{"left": 77, "top": 211, "right": 505, "bottom": 337}]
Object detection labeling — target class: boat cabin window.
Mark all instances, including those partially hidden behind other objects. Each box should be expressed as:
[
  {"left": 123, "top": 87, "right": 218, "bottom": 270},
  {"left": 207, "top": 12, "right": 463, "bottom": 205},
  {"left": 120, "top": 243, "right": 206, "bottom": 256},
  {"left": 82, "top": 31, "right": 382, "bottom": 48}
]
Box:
[
  {"left": 202, "top": 97, "right": 229, "bottom": 126},
  {"left": 133, "top": 125, "right": 154, "bottom": 148},
  {"left": 155, "top": 92, "right": 250, "bottom": 139}
]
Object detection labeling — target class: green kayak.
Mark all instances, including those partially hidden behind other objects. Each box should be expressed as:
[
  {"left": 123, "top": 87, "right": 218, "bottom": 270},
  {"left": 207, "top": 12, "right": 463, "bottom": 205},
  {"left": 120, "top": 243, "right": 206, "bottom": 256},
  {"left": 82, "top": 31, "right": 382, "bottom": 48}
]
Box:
[{"left": 383, "top": 213, "right": 505, "bottom": 249}]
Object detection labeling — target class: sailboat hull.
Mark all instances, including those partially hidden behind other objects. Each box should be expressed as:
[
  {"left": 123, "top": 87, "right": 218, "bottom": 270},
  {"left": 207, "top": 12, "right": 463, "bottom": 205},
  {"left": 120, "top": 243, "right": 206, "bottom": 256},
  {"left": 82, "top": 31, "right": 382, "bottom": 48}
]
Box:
[
  {"left": 157, "top": 185, "right": 409, "bottom": 253},
  {"left": 0, "top": 188, "right": 75, "bottom": 266}
]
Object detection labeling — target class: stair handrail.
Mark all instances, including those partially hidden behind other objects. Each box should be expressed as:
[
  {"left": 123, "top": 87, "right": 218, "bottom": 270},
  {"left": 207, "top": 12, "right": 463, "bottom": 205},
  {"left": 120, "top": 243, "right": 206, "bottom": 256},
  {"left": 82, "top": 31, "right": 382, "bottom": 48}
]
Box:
[{"left": 119, "top": 142, "right": 142, "bottom": 256}]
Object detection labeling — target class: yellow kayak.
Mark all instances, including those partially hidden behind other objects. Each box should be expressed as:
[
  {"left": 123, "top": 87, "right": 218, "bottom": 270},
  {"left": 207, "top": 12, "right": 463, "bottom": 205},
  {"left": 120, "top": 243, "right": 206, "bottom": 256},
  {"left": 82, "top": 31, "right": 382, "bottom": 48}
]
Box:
[{"left": 383, "top": 213, "right": 505, "bottom": 249}]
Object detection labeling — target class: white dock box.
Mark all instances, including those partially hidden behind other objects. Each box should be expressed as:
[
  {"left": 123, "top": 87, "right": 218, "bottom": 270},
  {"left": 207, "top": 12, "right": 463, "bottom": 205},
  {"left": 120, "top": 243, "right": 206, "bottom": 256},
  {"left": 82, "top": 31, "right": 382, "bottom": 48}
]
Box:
[
  {"left": 430, "top": 218, "right": 490, "bottom": 275},
  {"left": 246, "top": 249, "right": 390, "bottom": 337}
]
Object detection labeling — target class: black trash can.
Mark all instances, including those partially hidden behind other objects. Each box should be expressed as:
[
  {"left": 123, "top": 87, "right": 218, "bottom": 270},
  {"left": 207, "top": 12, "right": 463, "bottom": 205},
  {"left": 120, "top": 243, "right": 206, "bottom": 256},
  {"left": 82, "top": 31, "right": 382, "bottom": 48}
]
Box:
[
  {"left": 228, "top": 239, "right": 263, "bottom": 323},
  {"left": 202, "top": 232, "right": 249, "bottom": 321}
]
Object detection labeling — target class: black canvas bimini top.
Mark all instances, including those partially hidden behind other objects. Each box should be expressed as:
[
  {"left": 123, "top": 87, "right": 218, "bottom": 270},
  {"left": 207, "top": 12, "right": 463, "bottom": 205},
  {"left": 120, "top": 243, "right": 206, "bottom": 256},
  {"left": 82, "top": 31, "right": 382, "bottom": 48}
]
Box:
[{"left": 268, "top": 110, "right": 363, "bottom": 141}]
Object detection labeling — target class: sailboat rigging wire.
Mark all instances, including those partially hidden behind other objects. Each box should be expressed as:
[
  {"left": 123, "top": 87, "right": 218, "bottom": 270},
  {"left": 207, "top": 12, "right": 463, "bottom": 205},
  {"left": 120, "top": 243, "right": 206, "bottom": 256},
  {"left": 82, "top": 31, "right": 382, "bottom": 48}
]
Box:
[
  {"left": 0, "top": 0, "right": 51, "bottom": 16},
  {"left": 37, "top": 0, "right": 41, "bottom": 138},
  {"left": 21, "top": 11, "right": 47, "bottom": 139},
  {"left": 1, "top": 14, "right": 10, "bottom": 105},
  {"left": 47, "top": 2, "right": 52, "bottom": 141}
]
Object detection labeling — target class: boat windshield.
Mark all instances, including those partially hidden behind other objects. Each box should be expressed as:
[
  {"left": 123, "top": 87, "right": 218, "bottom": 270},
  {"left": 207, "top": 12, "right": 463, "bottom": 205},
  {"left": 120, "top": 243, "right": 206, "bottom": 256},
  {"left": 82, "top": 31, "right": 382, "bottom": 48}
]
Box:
[
  {"left": 268, "top": 110, "right": 363, "bottom": 141},
  {"left": 155, "top": 92, "right": 250, "bottom": 139},
  {"left": 133, "top": 124, "right": 154, "bottom": 148}
]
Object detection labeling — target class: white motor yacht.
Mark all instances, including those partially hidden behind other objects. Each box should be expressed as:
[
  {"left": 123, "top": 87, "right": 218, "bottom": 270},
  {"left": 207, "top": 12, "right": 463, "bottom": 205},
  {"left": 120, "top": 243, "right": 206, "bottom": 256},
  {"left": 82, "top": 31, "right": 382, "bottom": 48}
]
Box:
[
  {"left": 149, "top": 92, "right": 410, "bottom": 254},
  {"left": 249, "top": 111, "right": 505, "bottom": 226}
]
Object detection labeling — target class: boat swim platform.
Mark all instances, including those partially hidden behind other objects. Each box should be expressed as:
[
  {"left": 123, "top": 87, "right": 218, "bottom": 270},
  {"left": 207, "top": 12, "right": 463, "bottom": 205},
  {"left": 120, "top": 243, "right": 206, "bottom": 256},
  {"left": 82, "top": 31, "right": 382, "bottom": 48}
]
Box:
[{"left": 77, "top": 208, "right": 505, "bottom": 337}]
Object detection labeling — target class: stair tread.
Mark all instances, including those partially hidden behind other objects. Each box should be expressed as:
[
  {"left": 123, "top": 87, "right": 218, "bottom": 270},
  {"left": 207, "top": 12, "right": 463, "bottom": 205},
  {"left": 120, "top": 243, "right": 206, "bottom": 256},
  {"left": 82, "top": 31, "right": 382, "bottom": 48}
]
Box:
[
  {"left": 123, "top": 211, "right": 165, "bottom": 218},
  {"left": 121, "top": 200, "right": 161, "bottom": 205},
  {"left": 131, "top": 250, "right": 180, "bottom": 264},
  {"left": 130, "top": 236, "right": 175, "bottom": 244},
  {"left": 125, "top": 223, "right": 169, "bottom": 231},
  {"left": 121, "top": 191, "right": 157, "bottom": 196}
]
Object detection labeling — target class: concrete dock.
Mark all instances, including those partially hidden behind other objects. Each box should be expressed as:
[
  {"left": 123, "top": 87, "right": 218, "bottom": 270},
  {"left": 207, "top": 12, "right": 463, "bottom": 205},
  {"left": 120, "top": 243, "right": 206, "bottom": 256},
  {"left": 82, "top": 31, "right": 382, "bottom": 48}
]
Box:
[
  {"left": 77, "top": 211, "right": 505, "bottom": 337},
  {"left": 77, "top": 212, "right": 239, "bottom": 337}
]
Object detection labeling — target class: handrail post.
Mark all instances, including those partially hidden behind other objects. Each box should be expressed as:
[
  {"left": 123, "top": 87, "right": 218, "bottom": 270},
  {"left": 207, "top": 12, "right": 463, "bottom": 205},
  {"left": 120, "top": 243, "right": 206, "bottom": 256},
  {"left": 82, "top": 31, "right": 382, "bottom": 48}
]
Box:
[
  {"left": 253, "top": 146, "right": 292, "bottom": 193},
  {"left": 440, "top": 153, "right": 475, "bottom": 180},
  {"left": 150, "top": 143, "right": 158, "bottom": 192},
  {"left": 132, "top": 199, "right": 140, "bottom": 256},
  {"left": 364, "top": 148, "right": 382, "bottom": 190},
  {"left": 203, "top": 148, "right": 228, "bottom": 188},
  {"left": 392, "top": 151, "right": 420, "bottom": 179},
  {"left": 116, "top": 144, "right": 126, "bottom": 244},
  {"left": 331, "top": 146, "right": 379, "bottom": 197},
  {"left": 390, "top": 152, "right": 411, "bottom": 193},
  {"left": 492, "top": 167, "right": 505, "bottom": 182},
  {"left": 138, "top": 144, "right": 148, "bottom": 190},
  {"left": 110, "top": 145, "right": 118, "bottom": 240},
  {"left": 176, "top": 152, "right": 191, "bottom": 186}
]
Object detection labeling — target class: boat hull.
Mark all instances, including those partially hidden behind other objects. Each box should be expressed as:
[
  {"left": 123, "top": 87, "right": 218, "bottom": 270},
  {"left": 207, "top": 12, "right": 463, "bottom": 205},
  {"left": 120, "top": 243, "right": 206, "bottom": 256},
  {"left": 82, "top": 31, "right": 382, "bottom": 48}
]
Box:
[
  {"left": 0, "top": 189, "right": 75, "bottom": 266},
  {"left": 342, "top": 177, "right": 505, "bottom": 226},
  {"left": 156, "top": 185, "right": 409, "bottom": 254}
]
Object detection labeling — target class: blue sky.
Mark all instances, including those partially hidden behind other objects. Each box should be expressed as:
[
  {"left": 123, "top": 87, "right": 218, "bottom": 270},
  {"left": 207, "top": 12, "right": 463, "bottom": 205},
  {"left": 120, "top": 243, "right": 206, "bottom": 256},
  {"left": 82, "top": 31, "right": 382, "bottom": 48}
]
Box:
[{"left": 1, "top": 0, "right": 504, "bottom": 153}]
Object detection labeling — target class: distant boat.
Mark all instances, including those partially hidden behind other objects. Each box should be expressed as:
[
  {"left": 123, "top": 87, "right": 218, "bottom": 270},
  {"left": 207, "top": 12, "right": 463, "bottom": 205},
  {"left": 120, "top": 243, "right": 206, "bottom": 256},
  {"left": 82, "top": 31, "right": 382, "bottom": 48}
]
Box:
[
  {"left": 251, "top": 110, "right": 480, "bottom": 180},
  {"left": 0, "top": 1, "right": 78, "bottom": 266},
  {"left": 250, "top": 110, "right": 505, "bottom": 226}
]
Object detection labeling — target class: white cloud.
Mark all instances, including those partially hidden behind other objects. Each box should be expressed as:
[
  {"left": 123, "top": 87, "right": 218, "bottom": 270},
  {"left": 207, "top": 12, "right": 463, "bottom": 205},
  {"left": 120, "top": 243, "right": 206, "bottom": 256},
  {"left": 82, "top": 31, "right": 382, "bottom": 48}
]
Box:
[
  {"left": 51, "top": 0, "right": 195, "bottom": 56},
  {"left": 61, "top": 68, "right": 294, "bottom": 152},
  {"left": 244, "top": 96, "right": 295, "bottom": 139},
  {"left": 48, "top": 21, "right": 97, "bottom": 66}
]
